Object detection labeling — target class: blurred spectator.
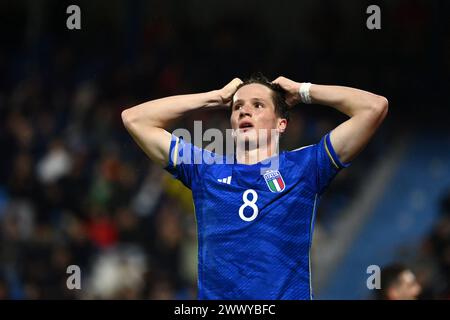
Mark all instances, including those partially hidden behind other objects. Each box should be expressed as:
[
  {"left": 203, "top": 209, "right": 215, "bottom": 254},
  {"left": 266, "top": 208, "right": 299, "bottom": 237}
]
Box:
[
  {"left": 375, "top": 264, "right": 422, "bottom": 300},
  {"left": 36, "top": 139, "right": 72, "bottom": 185},
  {"left": 85, "top": 245, "right": 147, "bottom": 299}
]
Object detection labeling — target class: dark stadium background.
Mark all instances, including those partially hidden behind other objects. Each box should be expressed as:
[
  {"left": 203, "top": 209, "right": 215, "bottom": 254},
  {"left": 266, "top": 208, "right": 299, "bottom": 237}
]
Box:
[{"left": 0, "top": 0, "right": 449, "bottom": 299}]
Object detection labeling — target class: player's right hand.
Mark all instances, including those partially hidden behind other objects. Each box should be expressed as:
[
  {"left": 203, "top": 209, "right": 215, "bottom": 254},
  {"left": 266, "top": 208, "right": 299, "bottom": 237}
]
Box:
[{"left": 218, "top": 78, "right": 243, "bottom": 106}]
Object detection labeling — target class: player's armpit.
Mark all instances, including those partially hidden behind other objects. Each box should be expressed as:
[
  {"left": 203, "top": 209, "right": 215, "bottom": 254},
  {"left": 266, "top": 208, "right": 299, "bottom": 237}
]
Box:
[
  {"left": 121, "top": 110, "right": 172, "bottom": 166},
  {"left": 329, "top": 98, "right": 388, "bottom": 164}
]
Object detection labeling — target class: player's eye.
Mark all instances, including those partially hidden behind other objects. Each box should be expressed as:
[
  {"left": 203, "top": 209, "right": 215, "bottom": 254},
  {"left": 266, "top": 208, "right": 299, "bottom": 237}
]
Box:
[{"left": 254, "top": 102, "right": 264, "bottom": 108}]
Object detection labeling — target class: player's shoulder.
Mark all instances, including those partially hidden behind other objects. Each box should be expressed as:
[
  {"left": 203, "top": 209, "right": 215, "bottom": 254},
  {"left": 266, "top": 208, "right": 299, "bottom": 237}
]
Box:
[
  {"left": 290, "top": 144, "right": 315, "bottom": 153},
  {"left": 283, "top": 143, "right": 318, "bottom": 168},
  {"left": 285, "top": 143, "right": 316, "bottom": 157}
]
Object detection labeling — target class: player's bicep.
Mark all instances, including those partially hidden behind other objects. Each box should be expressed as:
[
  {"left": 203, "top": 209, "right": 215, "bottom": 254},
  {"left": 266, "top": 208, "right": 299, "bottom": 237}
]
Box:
[{"left": 329, "top": 109, "right": 385, "bottom": 164}]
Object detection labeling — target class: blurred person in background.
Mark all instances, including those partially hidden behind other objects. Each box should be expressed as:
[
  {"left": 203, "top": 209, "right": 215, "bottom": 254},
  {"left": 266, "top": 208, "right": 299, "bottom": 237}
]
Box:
[{"left": 376, "top": 264, "right": 422, "bottom": 300}]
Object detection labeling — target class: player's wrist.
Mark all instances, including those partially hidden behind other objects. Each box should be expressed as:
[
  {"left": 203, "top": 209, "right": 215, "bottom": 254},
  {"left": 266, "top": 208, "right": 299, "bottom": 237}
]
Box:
[{"left": 298, "top": 82, "right": 313, "bottom": 104}]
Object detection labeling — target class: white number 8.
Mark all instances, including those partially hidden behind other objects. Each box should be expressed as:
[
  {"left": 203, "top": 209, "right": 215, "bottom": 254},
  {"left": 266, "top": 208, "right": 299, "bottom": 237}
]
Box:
[{"left": 239, "top": 189, "right": 259, "bottom": 222}]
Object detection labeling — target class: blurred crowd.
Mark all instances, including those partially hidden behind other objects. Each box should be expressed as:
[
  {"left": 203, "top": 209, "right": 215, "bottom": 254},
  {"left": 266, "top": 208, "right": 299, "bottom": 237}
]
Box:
[
  {"left": 374, "top": 189, "right": 450, "bottom": 300},
  {"left": 371, "top": 189, "right": 450, "bottom": 300},
  {"left": 410, "top": 189, "right": 450, "bottom": 299},
  {"left": 0, "top": 0, "right": 449, "bottom": 299}
]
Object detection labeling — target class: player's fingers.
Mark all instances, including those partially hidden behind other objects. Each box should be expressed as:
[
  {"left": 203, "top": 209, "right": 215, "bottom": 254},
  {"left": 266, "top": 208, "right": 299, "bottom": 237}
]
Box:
[
  {"left": 271, "top": 76, "right": 285, "bottom": 84},
  {"left": 271, "top": 77, "right": 281, "bottom": 84},
  {"left": 222, "top": 78, "right": 242, "bottom": 94},
  {"left": 230, "top": 78, "right": 243, "bottom": 87}
]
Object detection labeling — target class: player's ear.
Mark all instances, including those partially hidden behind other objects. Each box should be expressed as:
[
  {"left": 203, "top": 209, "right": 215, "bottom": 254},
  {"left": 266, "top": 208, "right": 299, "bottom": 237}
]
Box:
[{"left": 278, "top": 118, "right": 287, "bottom": 133}]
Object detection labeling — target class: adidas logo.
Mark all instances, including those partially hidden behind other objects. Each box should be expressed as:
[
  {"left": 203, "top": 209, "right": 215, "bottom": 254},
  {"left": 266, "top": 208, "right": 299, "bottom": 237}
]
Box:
[{"left": 217, "top": 176, "right": 232, "bottom": 184}]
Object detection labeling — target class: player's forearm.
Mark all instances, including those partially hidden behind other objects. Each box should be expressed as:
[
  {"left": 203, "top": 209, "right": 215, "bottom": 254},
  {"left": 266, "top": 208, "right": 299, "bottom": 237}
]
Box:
[
  {"left": 309, "top": 84, "right": 388, "bottom": 119},
  {"left": 121, "top": 90, "right": 223, "bottom": 129},
  {"left": 309, "top": 84, "right": 388, "bottom": 163}
]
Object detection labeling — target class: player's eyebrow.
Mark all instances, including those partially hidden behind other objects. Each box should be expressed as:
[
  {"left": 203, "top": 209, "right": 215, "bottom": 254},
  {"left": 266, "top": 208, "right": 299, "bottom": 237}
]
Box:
[
  {"left": 233, "top": 97, "right": 268, "bottom": 105},
  {"left": 250, "top": 97, "right": 268, "bottom": 103}
]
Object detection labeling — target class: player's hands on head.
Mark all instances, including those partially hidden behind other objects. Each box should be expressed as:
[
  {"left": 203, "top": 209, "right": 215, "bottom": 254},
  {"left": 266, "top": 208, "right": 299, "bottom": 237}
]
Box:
[
  {"left": 271, "top": 76, "right": 302, "bottom": 107},
  {"left": 218, "top": 78, "right": 243, "bottom": 106}
]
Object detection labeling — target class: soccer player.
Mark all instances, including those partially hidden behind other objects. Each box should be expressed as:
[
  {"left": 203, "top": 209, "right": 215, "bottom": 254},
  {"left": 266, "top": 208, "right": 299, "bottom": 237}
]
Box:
[{"left": 121, "top": 75, "right": 388, "bottom": 299}]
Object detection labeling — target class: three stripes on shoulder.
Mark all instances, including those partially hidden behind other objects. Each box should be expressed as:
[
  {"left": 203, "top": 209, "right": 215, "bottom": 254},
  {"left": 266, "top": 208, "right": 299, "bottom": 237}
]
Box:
[{"left": 218, "top": 176, "right": 232, "bottom": 184}]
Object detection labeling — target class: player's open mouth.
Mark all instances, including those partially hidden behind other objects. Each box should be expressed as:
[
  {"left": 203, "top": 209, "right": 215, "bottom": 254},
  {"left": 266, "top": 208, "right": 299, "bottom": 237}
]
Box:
[{"left": 238, "top": 121, "right": 254, "bottom": 132}]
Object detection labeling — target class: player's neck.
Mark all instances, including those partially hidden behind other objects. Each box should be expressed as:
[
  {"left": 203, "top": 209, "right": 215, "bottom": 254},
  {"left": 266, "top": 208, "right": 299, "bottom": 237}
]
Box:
[{"left": 235, "top": 143, "right": 278, "bottom": 165}]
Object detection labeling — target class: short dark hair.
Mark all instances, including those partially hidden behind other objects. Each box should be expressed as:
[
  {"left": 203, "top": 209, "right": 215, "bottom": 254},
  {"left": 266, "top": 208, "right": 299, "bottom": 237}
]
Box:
[
  {"left": 376, "top": 263, "right": 409, "bottom": 300},
  {"left": 231, "top": 73, "right": 290, "bottom": 122}
]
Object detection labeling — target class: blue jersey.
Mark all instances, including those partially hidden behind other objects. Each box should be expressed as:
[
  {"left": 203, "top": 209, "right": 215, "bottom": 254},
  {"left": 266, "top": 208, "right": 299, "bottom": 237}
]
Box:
[{"left": 165, "top": 133, "right": 349, "bottom": 300}]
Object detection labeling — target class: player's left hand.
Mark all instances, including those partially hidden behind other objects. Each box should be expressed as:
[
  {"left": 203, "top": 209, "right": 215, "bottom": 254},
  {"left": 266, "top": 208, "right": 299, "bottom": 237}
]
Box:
[{"left": 271, "top": 76, "right": 302, "bottom": 107}]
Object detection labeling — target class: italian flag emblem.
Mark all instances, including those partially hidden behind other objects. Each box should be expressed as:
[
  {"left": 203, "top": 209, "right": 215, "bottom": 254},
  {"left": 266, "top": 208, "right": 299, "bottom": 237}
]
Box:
[{"left": 263, "top": 170, "right": 286, "bottom": 193}]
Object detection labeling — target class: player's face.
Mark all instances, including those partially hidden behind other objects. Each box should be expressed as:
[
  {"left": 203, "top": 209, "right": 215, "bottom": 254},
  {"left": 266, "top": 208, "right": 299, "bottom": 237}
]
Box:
[{"left": 230, "top": 84, "right": 287, "bottom": 146}]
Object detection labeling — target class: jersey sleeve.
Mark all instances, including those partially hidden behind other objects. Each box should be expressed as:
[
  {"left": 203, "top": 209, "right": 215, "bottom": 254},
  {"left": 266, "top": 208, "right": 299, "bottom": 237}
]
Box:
[
  {"left": 164, "top": 134, "right": 204, "bottom": 189},
  {"left": 314, "top": 132, "right": 351, "bottom": 194}
]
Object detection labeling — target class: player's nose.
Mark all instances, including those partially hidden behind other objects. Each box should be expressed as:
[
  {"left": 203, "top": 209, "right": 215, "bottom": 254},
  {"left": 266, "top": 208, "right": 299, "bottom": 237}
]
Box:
[{"left": 239, "top": 104, "right": 252, "bottom": 118}]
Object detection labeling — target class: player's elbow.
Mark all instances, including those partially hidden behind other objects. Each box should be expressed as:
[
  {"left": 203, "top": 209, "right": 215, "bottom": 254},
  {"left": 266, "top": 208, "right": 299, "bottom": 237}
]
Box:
[
  {"left": 376, "top": 96, "right": 389, "bottom": 113},
  {"left": 368, "top": 95, "right": 389, "bottom": 122},
  {"left": 121, "top": 108, "right": 137, "bottom": 129},
  {"left": 122, "top": 107, "right": 160, "bottom": 131},
  {"left": 121, "top": 108, "right": 129, "bottom": 124}
]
